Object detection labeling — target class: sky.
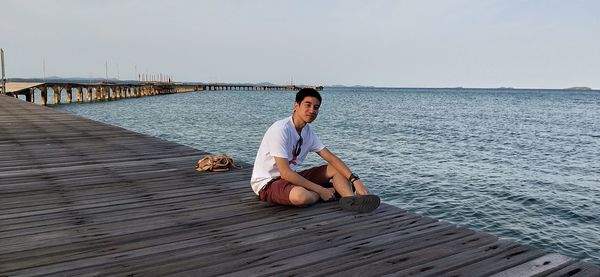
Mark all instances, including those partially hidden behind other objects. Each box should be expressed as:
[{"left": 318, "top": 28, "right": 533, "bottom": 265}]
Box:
[{"left": 1, "top": 0, "right": 599, "bottom": 89}]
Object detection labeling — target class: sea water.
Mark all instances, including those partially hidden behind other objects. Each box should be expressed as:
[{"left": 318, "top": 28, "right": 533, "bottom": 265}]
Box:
[{"left": 53, "top": 87, "right": 600, "bottom": 264}]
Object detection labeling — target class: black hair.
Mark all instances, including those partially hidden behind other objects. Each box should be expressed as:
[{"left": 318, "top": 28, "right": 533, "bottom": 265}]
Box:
[{"left": 295, "top": 88, "right": 322, "bottom": 104}]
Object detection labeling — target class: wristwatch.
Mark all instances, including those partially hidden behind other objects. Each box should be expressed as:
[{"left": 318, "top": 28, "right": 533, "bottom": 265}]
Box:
[{"left": 348, "top": 173, "right": 360, "bottom": 184}]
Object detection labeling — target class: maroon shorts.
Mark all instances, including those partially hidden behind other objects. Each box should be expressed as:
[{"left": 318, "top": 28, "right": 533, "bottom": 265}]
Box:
[{"left": 259, "top": 165, "right": 330, "bottom": 206}]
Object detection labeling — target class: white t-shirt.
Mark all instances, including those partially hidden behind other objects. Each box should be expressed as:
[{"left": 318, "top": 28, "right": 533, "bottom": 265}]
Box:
[{"left": 250, "top": 116, "right": 325, "bottom": 194}]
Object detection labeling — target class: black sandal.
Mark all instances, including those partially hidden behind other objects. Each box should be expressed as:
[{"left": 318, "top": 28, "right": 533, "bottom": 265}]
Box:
[{"left": 339, "top": 195, "right": 380, "bottom": 213}]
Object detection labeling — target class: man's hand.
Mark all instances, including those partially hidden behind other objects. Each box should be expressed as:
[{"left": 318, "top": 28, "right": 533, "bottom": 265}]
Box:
[
  {"left": 318, "top": 187, "right": 336, "bottom": 201},
  {"left": 353, "top": 180, "right": 371, "bottom": 195}
]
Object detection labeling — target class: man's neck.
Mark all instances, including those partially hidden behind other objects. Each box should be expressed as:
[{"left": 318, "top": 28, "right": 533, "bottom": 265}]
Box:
[{"left": 291, "top": 113, "right": 306, "bottom": 134}]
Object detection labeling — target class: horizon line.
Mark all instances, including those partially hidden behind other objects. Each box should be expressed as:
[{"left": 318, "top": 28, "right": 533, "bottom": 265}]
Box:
[{"left": 5, "top": 76, "right": 597, "bottom": 91}]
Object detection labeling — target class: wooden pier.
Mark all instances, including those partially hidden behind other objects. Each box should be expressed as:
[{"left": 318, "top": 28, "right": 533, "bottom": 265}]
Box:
[
  {"left": 2, "top": 81, "right": 322, "bottom": 105},
  {"left": 0, "top": 94, "right": 599, "bottom": 276}
]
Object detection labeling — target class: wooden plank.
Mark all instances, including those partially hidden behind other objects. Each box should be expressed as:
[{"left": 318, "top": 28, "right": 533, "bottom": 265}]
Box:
[
  {"left": 0, "top": 196, "right": 269, "bottom": 252},
  {"left": 0, "top": 190, "right": 257, "bottom": 238},
  {"left": 0, "top": 193, "right": 352, "bottom": 252},
  {"left": 545, "top": 261, "right": 600, "bottom": 277},
  {"left": 437, "top": 244, "right": 547, "bottom": 276},
  {"left": 290, "top": 232, "right": 500, "bottom": 276},
  {"left": 1, "top": 207, "right": 404, "bottom": 274},
  {"left": 199, "top": 224, "right": 467, "bottom": 277},
  {"left": 489, "top": 253, "right": 574, "bottom": 277},
  {"left": 0, "top": 175, "right": 251, "bottom": 214},
  {"left": 312, "top": 233, "right": 499, "bottom": 276},
  {"left": 0, "top": 179, "right": 248, "bottom": 211},
  {"left": 382, "top": 239, "right": 520, "bottom": 276},
  {"left": 0, "top": 179, "right": 249, "bottom": 211},
  {"left": 26, "top": 211, "right": 434, "bottom": 276}
]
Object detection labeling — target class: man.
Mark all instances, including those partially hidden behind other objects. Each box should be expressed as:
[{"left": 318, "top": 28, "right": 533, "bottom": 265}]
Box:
[{"left": 251, "top": 88, "right": 380, "bottom": 212}]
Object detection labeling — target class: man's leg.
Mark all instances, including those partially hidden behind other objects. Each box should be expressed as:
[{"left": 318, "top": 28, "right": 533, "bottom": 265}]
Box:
[
  {"left": 326, "top": 164, "right": 381, "bottom": 213},
  {"left": 259, "top": 178, "right": 321, "bottom": 207},
  {"left": 289, "top": 186, "right": 320, "bottom": 206},
  {"left": 260, "top": 165, "right": 362, "bottom": 208},
  {"left": 289, "top": 164, "right": 338, "bottom": 206},
  {"left": 326, "top": 163, "right": 354, "bottom": 197}
]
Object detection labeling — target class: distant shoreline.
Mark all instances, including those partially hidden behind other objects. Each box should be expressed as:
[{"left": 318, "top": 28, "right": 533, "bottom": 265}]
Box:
[
  {"left": 326, "top": 85, "right": 598, "bottom": 92},
  {"left": 6, "top": 77, "right": 596, "bottom": 92}
]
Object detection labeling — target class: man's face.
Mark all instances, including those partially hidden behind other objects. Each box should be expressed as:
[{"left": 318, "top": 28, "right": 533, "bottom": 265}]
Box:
[{"left": 294, "top": 96, "right": 321, "bottom": 123}]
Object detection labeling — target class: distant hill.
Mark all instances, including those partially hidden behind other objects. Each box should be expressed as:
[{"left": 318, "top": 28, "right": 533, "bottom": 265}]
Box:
[
  {"left": 564, "top": 87, "right": 592, "bottom": 90},
  {"left": 328, "top": 84, "right": 376, "bottom": 88},
  {"left": 255, "top": 82, "right": 277, "bottom": 86}
]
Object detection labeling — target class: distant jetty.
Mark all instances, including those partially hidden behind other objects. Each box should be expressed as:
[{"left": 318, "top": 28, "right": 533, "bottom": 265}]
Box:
[{"left": 2, "top": 80, "right": 323, "bottom": 105}]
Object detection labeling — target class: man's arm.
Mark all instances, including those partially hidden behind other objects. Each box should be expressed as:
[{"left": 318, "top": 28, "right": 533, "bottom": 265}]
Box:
[
  {"left": 274, "top": 157, "right": 335, "bottom": 201},
  {"left": 317, "top": 147, "right": 371, "bottom": 195}
]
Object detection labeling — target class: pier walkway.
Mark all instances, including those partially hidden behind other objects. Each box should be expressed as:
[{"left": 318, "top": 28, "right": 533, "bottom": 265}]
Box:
[
  {"left": 1, "top": 94, "right": 599, "bottom": 276},
  {"left": 3, "top": 81, "right": 323, "bottom": 106}
]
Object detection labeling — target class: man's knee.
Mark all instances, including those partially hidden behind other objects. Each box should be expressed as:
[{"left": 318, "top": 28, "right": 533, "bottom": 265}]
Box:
[
  {"left": 289, "top": 187, "right": 318, "bottom": 206},
  {"left": 326, "top": 163, "right": 341, "bottom": 178}
]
